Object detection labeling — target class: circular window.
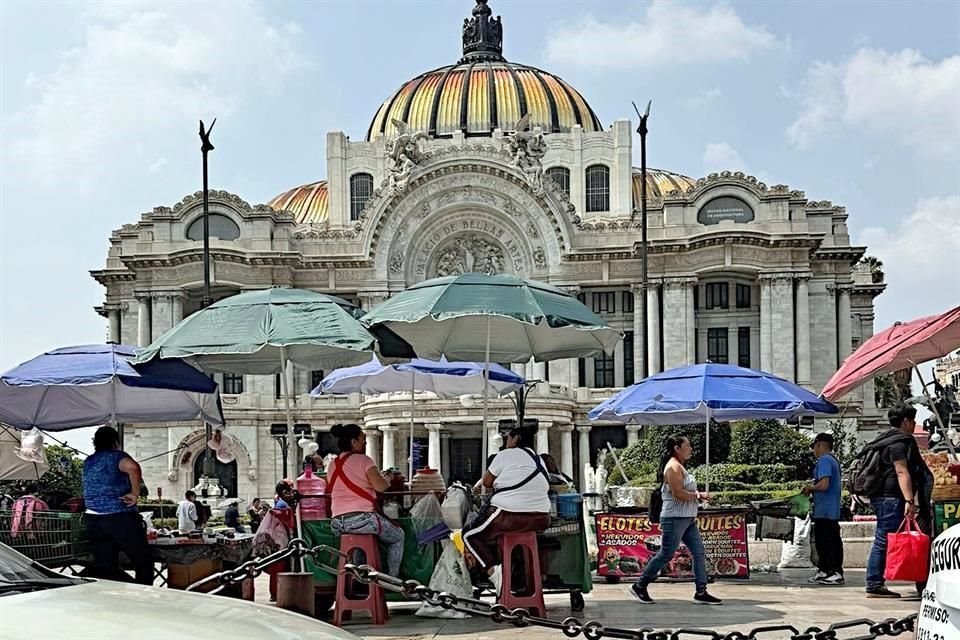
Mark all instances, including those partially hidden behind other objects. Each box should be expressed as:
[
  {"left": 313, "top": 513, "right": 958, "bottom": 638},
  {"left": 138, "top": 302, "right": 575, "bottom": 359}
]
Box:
[{"left": 186, "top": 214, "right": 240, "bottom": 241}]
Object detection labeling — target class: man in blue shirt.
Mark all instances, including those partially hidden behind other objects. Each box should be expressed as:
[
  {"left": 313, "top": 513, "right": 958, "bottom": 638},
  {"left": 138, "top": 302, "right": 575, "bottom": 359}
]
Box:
[{"left": 803, "top": 432, "right": 844, "bottom": 585}]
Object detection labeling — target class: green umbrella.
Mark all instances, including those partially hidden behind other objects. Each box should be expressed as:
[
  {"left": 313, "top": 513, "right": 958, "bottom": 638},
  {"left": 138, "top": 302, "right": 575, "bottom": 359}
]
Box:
[
  {"left": 361, "top": 273, "right": 621, "bottom": 474},
  {"left": 132, "top": 288, "right": 381, "bottom": 474}
]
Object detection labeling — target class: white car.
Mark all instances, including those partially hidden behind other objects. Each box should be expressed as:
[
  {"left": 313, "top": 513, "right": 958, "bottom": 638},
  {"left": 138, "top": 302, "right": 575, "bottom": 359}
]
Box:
[{"left": 0, "top": 543, "right": 360, "bottom": 640}]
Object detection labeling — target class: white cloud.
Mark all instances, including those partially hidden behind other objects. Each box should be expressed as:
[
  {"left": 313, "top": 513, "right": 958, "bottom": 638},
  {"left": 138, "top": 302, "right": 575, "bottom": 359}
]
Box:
[
  {"left": 859, "top": 195, "right": 960, "bottom": 330},
  {"left": 685, "top": 88, "right": 722, "bottom": 111},
  {"left": 544, "top": 1, "right": 778, "bottom": 69},
  {"left": 787, "top": 49, "right": 960, "bottom": 155},
  {"left": 2, "top": 1, "right": 305, "bottom": 195},
  {"left": 702, "top": 142, "right": 749, "bottom": 174}
]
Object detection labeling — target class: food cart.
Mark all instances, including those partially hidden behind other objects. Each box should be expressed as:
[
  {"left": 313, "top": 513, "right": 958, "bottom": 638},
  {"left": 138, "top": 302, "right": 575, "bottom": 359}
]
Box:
[{"left": 924, "top": 452, "right": 960, "bottom": 538}]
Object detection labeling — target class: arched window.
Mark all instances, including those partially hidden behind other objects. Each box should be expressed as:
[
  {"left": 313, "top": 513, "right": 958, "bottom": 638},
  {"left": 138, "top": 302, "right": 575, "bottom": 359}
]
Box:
[
  {"left": 546, "top": 166, "right": 570, "bottom": 198},
  {"left": 585, "top": 165, "right": 609, "bottom": 213},
  {"left": 186, "top": 214, "right": 240, "bottom": 241},
  {"left": 350, "top": 173, "right": 374, "bottom": 220}
]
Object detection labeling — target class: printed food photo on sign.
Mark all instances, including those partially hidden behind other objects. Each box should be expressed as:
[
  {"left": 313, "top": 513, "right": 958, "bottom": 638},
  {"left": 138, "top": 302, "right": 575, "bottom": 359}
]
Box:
[{"left": 594, "top": 511, "right": 750, "bottom": 579}]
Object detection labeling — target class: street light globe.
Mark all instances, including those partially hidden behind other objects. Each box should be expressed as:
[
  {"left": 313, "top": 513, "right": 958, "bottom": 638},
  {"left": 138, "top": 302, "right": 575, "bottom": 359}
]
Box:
[
  {"left": 459, "top": 394, "right": 475, "bottom": 408},
  {"left": 930, "top": 433, "right": 943, "bottom": 443}
]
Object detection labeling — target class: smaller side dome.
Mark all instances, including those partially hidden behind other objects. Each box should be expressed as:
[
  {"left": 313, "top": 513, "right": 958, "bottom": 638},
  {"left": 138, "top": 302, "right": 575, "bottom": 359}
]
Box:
[
  {"left": 268, "top": 180, "right": 328, "bottom": 224},
  {"left": 632, "top": 168, "right": 696, "bottom": 206}
]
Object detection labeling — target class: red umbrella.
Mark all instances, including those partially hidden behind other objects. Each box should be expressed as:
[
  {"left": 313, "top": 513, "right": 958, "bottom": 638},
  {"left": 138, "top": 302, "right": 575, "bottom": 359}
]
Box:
[{"left": 821, "top": 305, "right": 960, "bottom": 401}]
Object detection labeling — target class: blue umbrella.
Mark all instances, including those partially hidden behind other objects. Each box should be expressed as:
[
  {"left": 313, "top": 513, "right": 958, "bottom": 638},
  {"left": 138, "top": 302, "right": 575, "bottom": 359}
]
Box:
[
  {"left": 315, "top": 356, "right": 524, "bottom": 478},
  {"left": 0, "top": 344, "right": 225, "bottom": 431},
  {"left": 588, "top": 363, "right": 839, "bottom": 489}
]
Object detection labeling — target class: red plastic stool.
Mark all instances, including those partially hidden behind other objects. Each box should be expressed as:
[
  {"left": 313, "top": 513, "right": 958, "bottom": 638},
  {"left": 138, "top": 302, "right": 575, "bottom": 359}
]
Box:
[
  {"left": 333, "top": 534, "right": 388, "bottom": 625},
  {"left": 498, "top": 531, "right": 545, "bottom": 617}
]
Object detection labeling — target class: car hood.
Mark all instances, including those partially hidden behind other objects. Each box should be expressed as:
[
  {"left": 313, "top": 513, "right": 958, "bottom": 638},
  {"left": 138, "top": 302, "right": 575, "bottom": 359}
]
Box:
[{"left": 0, "top": 579, "right": 358, "bottom": 640}]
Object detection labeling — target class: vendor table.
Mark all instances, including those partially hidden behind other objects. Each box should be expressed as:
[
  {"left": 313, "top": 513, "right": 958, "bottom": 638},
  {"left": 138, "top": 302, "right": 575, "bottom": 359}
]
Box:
[
  {"left": 301, "top": 514, "right": 592, "bottom": 611},
  {"left": 147, "top": 535, "right": 254, "bottom": 589},
  {"left": 595, "top": 507, "right": 750, "bottom": 581}
]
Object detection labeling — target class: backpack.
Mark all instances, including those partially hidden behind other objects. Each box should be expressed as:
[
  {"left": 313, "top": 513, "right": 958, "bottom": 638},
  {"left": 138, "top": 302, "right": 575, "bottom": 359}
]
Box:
[
  {"left": 845, "top": 430, "right": 912, "bottom": 497},
  {"left": 648, "top": 487, "right": 663, "bottom": 524}
]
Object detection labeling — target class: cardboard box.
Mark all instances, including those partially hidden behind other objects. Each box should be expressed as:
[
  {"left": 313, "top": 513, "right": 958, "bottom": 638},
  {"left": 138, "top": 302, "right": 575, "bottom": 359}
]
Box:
[{"left": 166, "top": 559, "right": 222, "bottom": 592}]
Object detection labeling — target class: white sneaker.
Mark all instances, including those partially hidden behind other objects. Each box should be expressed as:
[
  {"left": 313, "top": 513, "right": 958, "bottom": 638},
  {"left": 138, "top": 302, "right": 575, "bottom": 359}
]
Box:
[
  {"left": 489, "top": 565, "right": 503, "bottom": 597},
  {"left": 807, "top": 571, "right": 828, "bottom": 583},
  {"left": 818, "top": 573, "right": 845, "bottom": 586}
]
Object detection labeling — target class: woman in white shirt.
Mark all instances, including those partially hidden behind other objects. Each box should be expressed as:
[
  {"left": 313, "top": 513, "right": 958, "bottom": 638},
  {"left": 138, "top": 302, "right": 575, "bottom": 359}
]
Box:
[{"left": 462, "top": 426, "right": 551, "bottom": 592}]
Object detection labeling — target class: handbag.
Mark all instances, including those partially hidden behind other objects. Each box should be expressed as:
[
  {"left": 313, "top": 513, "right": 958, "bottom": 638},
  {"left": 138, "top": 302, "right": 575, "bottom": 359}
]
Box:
[{"left": 884, "top": 515, "right": 930, "bottom": 583}]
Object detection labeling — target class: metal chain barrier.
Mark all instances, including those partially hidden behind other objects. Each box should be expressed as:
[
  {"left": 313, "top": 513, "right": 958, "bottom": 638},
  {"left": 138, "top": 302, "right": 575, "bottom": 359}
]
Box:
[{"left": 192, "top": 538, "right": 918, "bottom": 640}]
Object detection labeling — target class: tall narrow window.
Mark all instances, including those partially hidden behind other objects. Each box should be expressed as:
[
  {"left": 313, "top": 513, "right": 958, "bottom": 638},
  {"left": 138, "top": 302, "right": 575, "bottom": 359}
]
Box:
[
  {"left": 546, "top": 166, "right": 570, "bottom": 199},
  {"left": 707, "top": 328, "right": 729, "bottom": 364},
  {"left": 623, "top": 331, "right": 635, "bottom": 386},
  {"left": 736, "top": 283, "right": 752, "bottom": 309},
  {"left": 592, "top": 291, "right": 615, "bottom": 314},
  {"left": 577, "top": 359, "right": 586, "bottom": 387},
  {"left": 350, "top": 173, "right": 374, "bottom": 221},
  {"left": 594, "top": 352, "right": 615, "bottom": 388},
  {"left": 310, "top": 370, "right": 325, "bottom": 392},
  {"left": 622, "top": 290, "right": 635, "bottom": 313},
  {"left": 222, "top": 373, "right": 244, "bottom": 395},
  {"left": 705, "top": 283, "right": 729, "bottom": 310},
  {"left": 274, "top": 373, "right": 282, "bottom": 399},
  {"left": 738, "top": 327, "right": 751, "bottom": 368},
  {"left": 585, "top": 165, "right": 610, "bottom": 213}
]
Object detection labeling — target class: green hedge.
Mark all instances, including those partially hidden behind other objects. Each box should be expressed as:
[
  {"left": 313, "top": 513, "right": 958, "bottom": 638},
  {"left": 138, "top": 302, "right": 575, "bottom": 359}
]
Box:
[{"left": 692, "top": 463, "right": 797, "bottom": 485}]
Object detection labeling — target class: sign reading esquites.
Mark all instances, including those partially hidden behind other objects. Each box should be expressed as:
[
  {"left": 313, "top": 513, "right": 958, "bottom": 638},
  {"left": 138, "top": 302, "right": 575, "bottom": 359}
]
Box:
[
  {"left": 698, "top": 196, "right": 755, "bottom": 225},
  {"left": 596, "top": 511, "right": 750, "bottom": 579}
]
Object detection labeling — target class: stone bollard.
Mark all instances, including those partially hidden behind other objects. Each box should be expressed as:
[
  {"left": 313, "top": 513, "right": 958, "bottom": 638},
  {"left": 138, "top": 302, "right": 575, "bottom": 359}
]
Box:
[{"left": 276, "top": 572, "right": 315, "bottom": 617}]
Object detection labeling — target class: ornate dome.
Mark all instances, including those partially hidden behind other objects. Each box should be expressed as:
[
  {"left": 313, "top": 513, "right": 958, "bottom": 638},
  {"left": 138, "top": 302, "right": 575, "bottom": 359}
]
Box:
[
  {"left": 632, "top": 168, "right": 696, "bottom": 205},
  {"left": 268, "top": 180, "right": 328, "bottom": 224},
  {"left": 366, "top": 0, "right": 602, "bottom": 140}
]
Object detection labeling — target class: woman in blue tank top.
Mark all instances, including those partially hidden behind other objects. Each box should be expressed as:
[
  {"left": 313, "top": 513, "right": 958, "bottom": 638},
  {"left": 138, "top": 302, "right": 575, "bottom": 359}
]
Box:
[{"left": 81, "top": 426, "right": 153, "bottom": 584}]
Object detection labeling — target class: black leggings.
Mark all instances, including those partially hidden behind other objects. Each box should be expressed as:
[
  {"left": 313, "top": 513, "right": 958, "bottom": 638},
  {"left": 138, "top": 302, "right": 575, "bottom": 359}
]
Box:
[{"left": 85, "top": 511, "right": 153, "bottom": 585}]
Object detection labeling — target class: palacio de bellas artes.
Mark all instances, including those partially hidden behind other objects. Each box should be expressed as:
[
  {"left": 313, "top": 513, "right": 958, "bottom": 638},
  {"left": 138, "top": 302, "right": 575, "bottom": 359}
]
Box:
[{"left": 91, "top": 1, "right": 886, "bottom": 503}]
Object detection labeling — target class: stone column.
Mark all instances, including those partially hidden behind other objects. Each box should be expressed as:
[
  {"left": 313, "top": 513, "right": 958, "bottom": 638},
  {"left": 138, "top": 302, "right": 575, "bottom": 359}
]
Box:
[
  {"left": 537, "top": 421, "right": 552, "bottom": 455},
  {"left": 577, "top": 425, "right": 592, "bottom": 492},
  {"left": 136, "top": 295, "right": 151, "bottom": 346},
  {"left": 837, "top": 285, "right": 853, "bottom": 364},
  {"left": 363, "top": 428, "right": 381, "bottom": 465},
  {"left": 795, "top": 275, "right": 812, "bottom": 386},
  {"left": 631, "top": 284, "right": 645, "bottom": 379},
  {"left": 380, "top": 425, "right": 397, "bottom": 470},
  {"left": 559, "top": 424, "right": 574, "bottom": 478},
  {"left": 426, "top": 423, "right": 442, "bottom": 473},
  {"left": 626, "top": 424, "right": 641, "bottom": 447},
  {"left": 646, "top": 284, "right": 662, "bottom": 374},
  {"left": 531, "top": 359, "right": 547, "bottom": 381},
  {"left": 171, "top": 293, "right": 185, "bottom": 326},
  {"left": 662, "top": 277, "right": 696, "bottom": 369},
  {"left": 107, "top": 307, "right": 121, "bottom": 343},
  {"left": 759, "top": 277, "right": 772, "bottom": 372},
  {"left": 771, "top": 276, "right": 796, "bottom": 381}
]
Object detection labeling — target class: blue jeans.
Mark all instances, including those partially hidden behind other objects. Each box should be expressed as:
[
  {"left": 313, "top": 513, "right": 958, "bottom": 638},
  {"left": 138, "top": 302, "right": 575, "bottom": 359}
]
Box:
[
  {"left": 331, "top": 512, "right": 405, "bottom": 577},
  {"left": 638, "top": 517, "right": 708, "bottom": 593},
  {"left": 866, "top": 496, "right": 905, "bottom": 590}
]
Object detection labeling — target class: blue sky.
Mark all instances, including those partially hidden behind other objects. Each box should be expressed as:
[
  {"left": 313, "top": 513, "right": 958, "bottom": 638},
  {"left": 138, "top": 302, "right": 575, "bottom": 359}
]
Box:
[{"left": 2, "top": 0, "right": 958, "bottom": 379}]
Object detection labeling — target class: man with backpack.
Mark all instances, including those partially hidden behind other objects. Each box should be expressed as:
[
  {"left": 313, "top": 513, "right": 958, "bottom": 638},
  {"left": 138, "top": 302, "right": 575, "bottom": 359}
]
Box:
[{"left": 856, "top": 405, "right": 926, "bottom": 598}]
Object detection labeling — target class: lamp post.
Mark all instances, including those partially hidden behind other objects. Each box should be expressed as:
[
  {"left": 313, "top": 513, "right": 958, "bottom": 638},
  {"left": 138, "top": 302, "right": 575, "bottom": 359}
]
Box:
[
  {"left": 199, "top": 119, "right": 216, "bottom": 481},
  {"left": 632, "top": 101, "right": 651, "bottom": 378}
]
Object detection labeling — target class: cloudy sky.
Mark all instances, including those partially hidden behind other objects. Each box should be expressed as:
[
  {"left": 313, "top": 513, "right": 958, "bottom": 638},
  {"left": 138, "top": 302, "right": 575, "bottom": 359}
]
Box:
[{"left": 1, "top": 0, "right": 958, "bottom": 382}]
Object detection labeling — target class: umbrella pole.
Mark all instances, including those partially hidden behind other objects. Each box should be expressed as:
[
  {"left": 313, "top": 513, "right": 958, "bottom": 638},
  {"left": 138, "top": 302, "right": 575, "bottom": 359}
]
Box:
[
  {"left": 280, "top": 346, "right": 302, "bottom": 572},
  {"left": 481, "top": 317, "right": 491, "bottom": 493},
  {"left": 409, "top": 372, "right": 416, "bottom": 480},
  {"left": 705, "top": 407, "right": 711, "bottom": 495},
  {"left": 913, "top": 363, "right": 959, "bottom": 461}
]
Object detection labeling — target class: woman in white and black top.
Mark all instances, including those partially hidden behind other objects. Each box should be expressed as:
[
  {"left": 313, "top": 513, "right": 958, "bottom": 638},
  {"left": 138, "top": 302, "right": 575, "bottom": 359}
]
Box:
[
  {"left": 631, "top": 434, "right": 722, "bottom": 606},
  {"left": 462, "top": 426, "right": 550, "bottom": 594}
]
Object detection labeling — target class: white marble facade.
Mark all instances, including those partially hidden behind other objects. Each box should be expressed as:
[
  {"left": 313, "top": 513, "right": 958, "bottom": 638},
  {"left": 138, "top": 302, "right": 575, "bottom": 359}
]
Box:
[{"left": 91, "top": 2, "right": 885, "bottom": 502}]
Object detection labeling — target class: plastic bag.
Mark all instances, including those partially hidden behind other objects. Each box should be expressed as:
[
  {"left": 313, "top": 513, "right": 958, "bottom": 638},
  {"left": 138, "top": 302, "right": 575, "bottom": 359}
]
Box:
[
  {"left": 885, "top": 516, "right": 930, "bottom": 582},
  {"left": 778, "top": 516, "right": 814, "bottom": 569},
  {"left": 410, "top": 493, "right": 444, "bottom": 538},
  {"left": 252, "top": 509, "right": 290, "bottom": 557},
  {"left": 441, "top": 484, "right": 470, "bottom": 529},
  {"left": 15, "top": 428, "right": 46, "bottom": 464},
  {"left": 415, "top": 540, "right": 472, "bottom": 619}
]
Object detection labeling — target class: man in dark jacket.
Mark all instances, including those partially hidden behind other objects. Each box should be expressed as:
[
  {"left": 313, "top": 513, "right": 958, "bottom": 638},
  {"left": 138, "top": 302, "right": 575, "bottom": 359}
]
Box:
[{"left": 865, "top": 405, "right": 926, "bottom": 598}]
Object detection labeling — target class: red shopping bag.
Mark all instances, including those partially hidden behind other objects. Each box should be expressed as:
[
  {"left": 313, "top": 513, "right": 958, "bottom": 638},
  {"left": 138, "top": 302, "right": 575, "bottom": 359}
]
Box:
[{"left": 884, "top": 516, "right": 930, "bottom": 582}]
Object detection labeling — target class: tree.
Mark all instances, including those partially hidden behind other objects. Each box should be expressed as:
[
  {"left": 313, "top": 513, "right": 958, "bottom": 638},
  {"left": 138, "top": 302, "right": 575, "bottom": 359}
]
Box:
[
  {"left": 602, "top": 422, "right": 732, "bottom": 484},
  {"left": 0, "top": 444, "right": 84, "bottom": 507},
  {"left": 859, "top": 255, "right": 885, "bottom": 284},
  {"left": 875, "top": 368, "right": 913, "bottom": 408},
  {"left": 728, "top": 419, "right": 814, "bottom": 479}
]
